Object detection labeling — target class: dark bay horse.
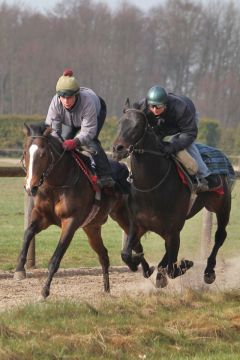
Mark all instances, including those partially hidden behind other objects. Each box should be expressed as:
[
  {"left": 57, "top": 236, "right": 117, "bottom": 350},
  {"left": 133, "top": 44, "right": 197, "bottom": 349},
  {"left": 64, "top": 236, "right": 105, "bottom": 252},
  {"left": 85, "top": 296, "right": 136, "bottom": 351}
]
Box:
[
  {"left": 14, "top": 123, "right": 152, "bottom": 298},
  {"left": 112, "top": 100, "right": 234, "bottom": 287}
]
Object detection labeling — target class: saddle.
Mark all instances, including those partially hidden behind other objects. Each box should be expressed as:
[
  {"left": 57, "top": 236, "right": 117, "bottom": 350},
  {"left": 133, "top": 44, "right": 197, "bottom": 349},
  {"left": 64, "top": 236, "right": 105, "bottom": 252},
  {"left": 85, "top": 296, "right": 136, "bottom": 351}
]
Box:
[{"left": 174, "top": 144, "right": 235, "bottom": 195}]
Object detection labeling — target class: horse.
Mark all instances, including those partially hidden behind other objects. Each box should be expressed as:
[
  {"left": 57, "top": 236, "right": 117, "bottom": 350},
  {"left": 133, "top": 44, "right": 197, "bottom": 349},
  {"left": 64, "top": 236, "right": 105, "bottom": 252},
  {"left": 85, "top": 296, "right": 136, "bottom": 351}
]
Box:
[
  {"left": 14, "top": 122, "right": 153, "bottom": 298},
  {"left": 112, "top": 99, "right": 234, "bottom": 288}
]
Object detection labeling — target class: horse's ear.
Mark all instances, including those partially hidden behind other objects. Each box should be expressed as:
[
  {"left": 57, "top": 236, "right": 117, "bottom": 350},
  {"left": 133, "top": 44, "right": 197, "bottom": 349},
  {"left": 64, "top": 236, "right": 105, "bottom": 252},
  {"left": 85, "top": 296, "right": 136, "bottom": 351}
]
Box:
[
  {"left": 23, "top": 123, "right": 30, "bottom": 136},
  {"left": 123, "top": 98, "right": 130, "bottom": 113},
  {"left": 43, "top": 125, "right": 52, "bottom": 137},
  {"left": 140, "top": 98, "right": 147, "bottom": 111}
]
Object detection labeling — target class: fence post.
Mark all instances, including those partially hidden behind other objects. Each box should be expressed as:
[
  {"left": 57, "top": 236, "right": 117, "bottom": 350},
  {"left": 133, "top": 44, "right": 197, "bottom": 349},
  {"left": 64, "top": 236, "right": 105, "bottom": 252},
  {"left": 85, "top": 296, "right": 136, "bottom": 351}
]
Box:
[
  {"left": 201, "top": 209, "right": 213, "bottom": 259},
  {"left": 122, "top": 231, "right": 128, "bottom": 250},
  {"left": 24, "top": 193, "right": 35, "bottom": 268}
]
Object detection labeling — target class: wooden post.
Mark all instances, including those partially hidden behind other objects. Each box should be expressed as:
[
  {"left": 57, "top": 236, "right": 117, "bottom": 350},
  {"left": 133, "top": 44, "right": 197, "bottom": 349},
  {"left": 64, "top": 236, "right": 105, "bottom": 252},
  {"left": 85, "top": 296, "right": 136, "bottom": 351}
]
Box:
[
  {"left": 24, "top": 193, "right": 35, "bottom": 268},
  {"left": 122, "top": 231, "right": 128, "bottom": 250},
  {"left": 201, "top": 209, "right": 213, "bottom": 259}
]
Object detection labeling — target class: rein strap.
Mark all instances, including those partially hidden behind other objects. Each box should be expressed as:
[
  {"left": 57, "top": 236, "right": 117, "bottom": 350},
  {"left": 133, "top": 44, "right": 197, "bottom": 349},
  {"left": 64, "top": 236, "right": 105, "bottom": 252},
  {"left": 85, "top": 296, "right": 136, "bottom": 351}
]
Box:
[{"left": 72, "top": 151, "right": 99, "bottom": 192}]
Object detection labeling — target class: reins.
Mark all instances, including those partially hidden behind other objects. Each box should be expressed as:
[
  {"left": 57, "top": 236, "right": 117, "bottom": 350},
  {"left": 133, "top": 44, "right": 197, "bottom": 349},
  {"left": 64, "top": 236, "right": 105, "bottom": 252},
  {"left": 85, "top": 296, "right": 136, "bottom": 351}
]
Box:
[
  {"left": 124, "top": 108, "right": 172, "bottom": 193},
  {"left": 22, "top": 135, "right": 72, "bottom": 188}
]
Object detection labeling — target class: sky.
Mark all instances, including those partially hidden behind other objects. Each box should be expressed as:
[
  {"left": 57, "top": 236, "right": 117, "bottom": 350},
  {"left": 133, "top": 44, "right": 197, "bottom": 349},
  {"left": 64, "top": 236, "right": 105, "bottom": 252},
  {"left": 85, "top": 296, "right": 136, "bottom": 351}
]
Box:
[{"left": 2, "top": 0, "right": 165, "bottom": 13}]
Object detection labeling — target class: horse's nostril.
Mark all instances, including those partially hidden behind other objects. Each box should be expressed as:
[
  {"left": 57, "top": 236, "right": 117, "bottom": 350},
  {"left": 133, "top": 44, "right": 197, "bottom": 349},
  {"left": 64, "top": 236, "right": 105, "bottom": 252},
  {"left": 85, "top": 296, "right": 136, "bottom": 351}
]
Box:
[
  {"left": 116, "top": 145, "right": 124, "bottom": 152},
  {"left": 31, "top": 186, "right": 38, "bottom": 196}
]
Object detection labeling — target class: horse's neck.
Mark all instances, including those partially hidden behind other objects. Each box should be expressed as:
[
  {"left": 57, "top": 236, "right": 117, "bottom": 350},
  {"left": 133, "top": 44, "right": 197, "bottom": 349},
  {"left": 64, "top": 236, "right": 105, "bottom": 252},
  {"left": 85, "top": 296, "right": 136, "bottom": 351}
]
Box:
[
  {"left": 47, "top": 150, "right": 80, "bottom": 186},
  {"left": 130, "top": 133, "right": 170, "bottom": 184}
]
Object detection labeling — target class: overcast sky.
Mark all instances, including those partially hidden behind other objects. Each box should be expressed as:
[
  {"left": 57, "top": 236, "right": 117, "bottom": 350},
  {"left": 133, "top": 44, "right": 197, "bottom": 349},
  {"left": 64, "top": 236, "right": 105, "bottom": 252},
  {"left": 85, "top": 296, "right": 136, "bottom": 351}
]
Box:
[{"left": 2, "top": 0, "right": 166, "bottom": 12}]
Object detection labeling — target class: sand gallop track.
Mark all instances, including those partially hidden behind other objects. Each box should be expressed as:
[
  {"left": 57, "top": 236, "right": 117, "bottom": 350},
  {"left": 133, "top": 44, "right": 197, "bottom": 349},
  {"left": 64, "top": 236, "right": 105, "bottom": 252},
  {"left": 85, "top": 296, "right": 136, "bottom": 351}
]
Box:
[{"left": 0, "top": 258, "right": 239, "bottom": 312}]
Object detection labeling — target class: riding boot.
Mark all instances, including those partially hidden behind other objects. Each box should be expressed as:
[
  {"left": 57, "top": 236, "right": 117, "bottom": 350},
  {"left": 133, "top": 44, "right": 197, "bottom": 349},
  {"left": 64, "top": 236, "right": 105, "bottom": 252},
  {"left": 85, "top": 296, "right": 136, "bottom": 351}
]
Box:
[
  {"left": 196, "top": 174, "right": 221, "bottom": 192},
  {"left": 92, "top": 142, "right": 115, "bottom": 189},
  {"left": 205, "top": 174, "right": 222, "bottom": 190}
]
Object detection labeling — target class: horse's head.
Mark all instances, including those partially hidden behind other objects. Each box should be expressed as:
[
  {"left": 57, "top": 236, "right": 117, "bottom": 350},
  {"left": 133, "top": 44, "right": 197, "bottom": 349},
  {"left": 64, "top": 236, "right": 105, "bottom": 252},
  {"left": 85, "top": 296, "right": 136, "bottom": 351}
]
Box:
[
  {"left": 112, "top": 99, "right": 148, "bottom": 160},
  {"left": 23, "top": 122, "right": 60, "bottom": 196}
]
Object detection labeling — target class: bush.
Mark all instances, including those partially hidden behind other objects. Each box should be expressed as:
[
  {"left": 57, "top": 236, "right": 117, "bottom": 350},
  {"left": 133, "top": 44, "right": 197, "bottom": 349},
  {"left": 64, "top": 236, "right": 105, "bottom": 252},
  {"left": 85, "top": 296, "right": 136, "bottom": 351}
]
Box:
[{"left": 198, "top": 117, "right": 221, "bottom": 147}]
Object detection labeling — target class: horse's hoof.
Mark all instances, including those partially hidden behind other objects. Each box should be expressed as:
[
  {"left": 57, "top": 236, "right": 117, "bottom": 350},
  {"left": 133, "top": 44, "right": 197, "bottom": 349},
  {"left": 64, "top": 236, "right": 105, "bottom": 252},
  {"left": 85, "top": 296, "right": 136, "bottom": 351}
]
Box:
[
  {"left": 204, "top": 272, "right": 216, "bottom": 284},
  {"left": 121, "top": 252, "right": 131, "bottom": 265},
  {"left": 13, "top": 270, "right": 26, "bottom": 280},
  {"left": 156, "top": 268, "right": 168, "bottom": 288},
  {"left": 132, "top": 254, "right": 142, "bottom": 267},
  {"left": 143, "top": 266, "right": 155, "bottom": 278},
  {"left": 41, "top": 287, "right": 50, "bottom": 299},
  {"left": 121, "top": 252, "right": 138, "bottom": 272},
  {"left": 185, "top": 260, "right": 194, "bottom": 269}
]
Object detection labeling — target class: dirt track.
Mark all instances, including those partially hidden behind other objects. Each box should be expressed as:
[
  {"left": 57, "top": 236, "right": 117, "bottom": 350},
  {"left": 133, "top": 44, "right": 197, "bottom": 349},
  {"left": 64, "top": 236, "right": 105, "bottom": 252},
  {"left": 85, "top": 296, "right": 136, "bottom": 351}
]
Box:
[{"left": 0, "top": 258, "right": 239, "bottom": 312}]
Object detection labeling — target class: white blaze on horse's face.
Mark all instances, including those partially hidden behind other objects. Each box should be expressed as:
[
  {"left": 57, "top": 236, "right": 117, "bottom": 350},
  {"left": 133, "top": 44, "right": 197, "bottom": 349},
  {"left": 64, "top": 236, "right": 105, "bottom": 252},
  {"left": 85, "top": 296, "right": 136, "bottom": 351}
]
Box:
[{"left": 25, "top": 144, "right": 38, "bottom": 191}]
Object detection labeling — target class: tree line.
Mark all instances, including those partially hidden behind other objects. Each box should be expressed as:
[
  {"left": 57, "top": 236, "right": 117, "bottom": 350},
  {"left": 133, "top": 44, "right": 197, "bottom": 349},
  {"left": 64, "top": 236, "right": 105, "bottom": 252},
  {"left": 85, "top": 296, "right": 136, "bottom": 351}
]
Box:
[{"left": 0, "top": 0, "right": 240, "bottom": 153}]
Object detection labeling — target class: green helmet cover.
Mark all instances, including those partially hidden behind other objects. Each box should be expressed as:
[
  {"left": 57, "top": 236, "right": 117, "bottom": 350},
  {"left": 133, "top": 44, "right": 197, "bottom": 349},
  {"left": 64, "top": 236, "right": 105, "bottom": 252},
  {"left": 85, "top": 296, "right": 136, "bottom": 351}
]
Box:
[
  {"left": 147, "top": 85, "right": 168, "bottom": 105},
  {"left": 56, "top": 69, "right": 80, "bottom": 97}
]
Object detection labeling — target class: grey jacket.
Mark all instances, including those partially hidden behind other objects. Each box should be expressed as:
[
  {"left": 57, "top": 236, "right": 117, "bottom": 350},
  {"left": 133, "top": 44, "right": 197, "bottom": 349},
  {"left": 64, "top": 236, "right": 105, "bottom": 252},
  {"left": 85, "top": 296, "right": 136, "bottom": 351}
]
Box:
[{"left": 45, "top": 87, "right": 101, "bottom": 146}]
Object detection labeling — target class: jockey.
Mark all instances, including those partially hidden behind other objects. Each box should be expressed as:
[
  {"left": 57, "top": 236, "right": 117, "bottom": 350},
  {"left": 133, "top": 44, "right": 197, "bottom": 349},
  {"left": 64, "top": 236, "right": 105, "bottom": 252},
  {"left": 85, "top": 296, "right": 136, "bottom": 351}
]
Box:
[
  {"left": 139, "top": 85, "right": 220, "bottom": 191},
  {"left": 45, "top": 69, "right": 114, "bottom": 188}
]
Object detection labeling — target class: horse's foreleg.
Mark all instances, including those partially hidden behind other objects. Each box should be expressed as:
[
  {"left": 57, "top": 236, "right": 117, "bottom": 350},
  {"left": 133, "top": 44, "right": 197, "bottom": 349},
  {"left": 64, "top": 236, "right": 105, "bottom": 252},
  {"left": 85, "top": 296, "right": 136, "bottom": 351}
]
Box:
[
  {"left": 121, "top": 222, "right": 141, "bottom": 272},
  {"left": 133, "top": 241, "right": 155, "bottom": 278},
  {"left": 42, "top": 220, "right": 77, "bottom": 299},
  {"left": 165, "top": 232, "right": 193, "bottom": 279},
  {"left": 83, "top": 226, "right": 110, "bottom": 293},
  {"left": 14, "top": 221, "right": 39, "bottom": 280}
]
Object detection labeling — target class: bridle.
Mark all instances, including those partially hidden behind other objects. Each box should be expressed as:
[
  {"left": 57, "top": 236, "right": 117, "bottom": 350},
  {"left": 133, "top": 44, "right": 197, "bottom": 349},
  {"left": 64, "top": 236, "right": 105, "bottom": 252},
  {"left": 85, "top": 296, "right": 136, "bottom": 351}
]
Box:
[
  {"left": 117, "top": 108, "right": 172, "bottom": 193},
  {"left": 21, "top": 135, "right": 66, "bottom": 189}
]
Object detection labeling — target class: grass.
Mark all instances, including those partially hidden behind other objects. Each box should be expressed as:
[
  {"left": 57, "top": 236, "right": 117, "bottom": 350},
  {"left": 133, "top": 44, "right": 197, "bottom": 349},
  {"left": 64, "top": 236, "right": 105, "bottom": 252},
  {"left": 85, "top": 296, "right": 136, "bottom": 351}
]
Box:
[
  {"left": 0, "top": 177, "right": 239, "bottom": 359},
  {"left": 0, "top": 178, "right": 239, "bottom": 271},
  {"left": 0, "top": 289, "right": 239, "bottom": 359}
]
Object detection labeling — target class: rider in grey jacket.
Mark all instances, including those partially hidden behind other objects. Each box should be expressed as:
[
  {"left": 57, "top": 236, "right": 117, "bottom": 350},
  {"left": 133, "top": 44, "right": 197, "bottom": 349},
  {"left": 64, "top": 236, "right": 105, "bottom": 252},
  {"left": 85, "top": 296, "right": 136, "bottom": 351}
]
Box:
[{"left": 45, "top": 69, "right": 114, "bottom": 188}]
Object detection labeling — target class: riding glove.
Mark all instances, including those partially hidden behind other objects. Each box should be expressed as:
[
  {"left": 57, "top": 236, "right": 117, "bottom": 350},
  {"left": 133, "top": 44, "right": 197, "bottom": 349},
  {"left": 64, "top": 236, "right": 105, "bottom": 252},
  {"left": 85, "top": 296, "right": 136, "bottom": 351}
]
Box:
[{"left": 63, "top": 138, "right": 80, "bottom": 151}]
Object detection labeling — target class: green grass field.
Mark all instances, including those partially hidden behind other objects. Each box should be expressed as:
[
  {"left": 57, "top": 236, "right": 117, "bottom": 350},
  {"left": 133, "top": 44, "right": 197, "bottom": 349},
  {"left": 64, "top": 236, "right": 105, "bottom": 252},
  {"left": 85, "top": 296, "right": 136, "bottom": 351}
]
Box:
[
  {"left": 0, "top": 178, "right": 239, "bottom": 359},
  {"left": 0, "top": 177, "right": 239, "bottom": 271},
  {"left": 0, "top": 290, "right": 239, "bottom": 359}
]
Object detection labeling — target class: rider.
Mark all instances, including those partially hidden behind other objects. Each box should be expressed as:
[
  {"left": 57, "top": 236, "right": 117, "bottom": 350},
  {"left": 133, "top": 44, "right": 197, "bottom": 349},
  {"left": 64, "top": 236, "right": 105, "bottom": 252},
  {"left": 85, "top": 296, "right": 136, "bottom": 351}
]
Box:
[
  {"left": 138, "top": 85, "right": 220, "bottom": 191},
  {"left": 45, "top": 69, "right": 114, "bottom": 188}
]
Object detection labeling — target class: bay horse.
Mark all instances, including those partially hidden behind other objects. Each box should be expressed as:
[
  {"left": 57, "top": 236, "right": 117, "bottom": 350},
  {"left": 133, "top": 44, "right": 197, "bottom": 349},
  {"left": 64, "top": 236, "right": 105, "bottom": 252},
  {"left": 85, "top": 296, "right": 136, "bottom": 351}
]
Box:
[
  {"left": 112, "top": 100, "right": 234, "bottom": 288},
  {"left": 14, "top": 123, "right": 153, "bottom": 298}
]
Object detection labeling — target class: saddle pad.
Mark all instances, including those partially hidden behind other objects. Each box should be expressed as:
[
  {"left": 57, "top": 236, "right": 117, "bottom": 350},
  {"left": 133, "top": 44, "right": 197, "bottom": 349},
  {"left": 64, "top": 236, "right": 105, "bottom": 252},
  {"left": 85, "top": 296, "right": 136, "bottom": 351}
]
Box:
[{"left": 196, "top": 143, "right": 236, "bottom": 181}]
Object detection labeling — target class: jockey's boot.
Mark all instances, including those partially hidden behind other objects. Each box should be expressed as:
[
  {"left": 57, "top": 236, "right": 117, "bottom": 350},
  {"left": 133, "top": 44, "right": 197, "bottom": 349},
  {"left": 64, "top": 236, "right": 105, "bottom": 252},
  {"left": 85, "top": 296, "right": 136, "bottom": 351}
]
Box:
[
  {"left": 93, "top": 145, "right": 115, "bottom": 189},
  {"left": 205, "top": 174, "right": 221, "bottom": 191},
  {"left": 196, "top": 174, "right": 221, "bottom": 193}
]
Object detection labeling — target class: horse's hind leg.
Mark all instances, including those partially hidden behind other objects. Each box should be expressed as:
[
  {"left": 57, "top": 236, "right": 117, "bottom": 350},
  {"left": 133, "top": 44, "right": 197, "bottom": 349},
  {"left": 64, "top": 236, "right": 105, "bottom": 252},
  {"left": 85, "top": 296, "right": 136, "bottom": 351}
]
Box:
[
  {"left": 204, "top": 206, "right": 230, "bottom": 284},
  {"left": 83, "top": 226, "right": 110, "bottom": 292}
]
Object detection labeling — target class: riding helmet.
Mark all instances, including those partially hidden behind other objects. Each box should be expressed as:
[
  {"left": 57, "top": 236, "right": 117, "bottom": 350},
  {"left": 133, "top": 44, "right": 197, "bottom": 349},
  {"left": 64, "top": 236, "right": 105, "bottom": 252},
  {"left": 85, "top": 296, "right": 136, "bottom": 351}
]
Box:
[
  {"left": 56, "top": 69, "right": 80, "bottom": 97},
  {"left": 147, "top": 85, "right": 168, "bottom": 106}
]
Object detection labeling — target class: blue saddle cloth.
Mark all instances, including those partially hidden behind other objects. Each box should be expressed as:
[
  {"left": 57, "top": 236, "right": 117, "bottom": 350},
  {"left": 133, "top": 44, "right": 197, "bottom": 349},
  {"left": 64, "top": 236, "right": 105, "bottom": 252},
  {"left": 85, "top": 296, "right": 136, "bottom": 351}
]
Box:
[{"left": 196, "top": 143, "right": 235, "bottom": 180}]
